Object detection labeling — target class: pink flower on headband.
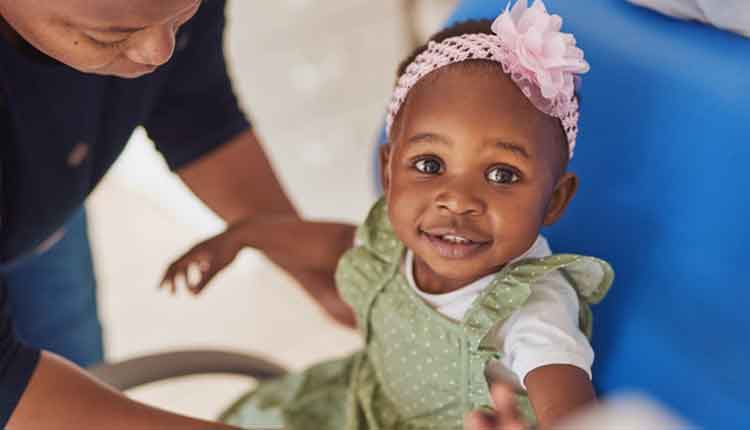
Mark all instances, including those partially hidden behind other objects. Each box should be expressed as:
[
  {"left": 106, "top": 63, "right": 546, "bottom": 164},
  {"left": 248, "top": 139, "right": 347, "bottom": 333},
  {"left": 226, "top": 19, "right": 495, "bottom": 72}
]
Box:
[{"left": 491, "top": 0, "right": 589, "bottom": 102}]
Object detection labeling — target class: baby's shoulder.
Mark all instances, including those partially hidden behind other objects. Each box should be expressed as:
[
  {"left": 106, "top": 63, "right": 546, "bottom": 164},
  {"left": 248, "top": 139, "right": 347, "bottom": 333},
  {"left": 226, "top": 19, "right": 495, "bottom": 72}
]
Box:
[{"left": 504, "top": 254, "right": 614, "bottom": 305}]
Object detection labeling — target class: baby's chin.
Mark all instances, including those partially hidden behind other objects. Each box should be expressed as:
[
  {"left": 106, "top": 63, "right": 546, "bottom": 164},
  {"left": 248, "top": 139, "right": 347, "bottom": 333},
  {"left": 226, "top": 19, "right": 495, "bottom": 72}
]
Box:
[{"left": 416, "top": 253, "right": 503, "bottom": 288}]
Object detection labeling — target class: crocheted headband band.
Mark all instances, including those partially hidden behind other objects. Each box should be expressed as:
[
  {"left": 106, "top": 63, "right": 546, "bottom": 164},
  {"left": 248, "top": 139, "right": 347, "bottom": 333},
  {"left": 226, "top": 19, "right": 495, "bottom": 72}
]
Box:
[{"left": 385, "top": 0, "right": 590, "bottom": 159}]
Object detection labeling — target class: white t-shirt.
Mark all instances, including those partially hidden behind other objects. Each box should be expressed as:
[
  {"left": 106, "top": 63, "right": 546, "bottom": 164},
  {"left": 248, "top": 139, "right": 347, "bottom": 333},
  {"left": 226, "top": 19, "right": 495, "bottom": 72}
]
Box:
[
  {"left": 403, "top": 235, "right": 593, "bottom": 389},
  {"left": 628, "top": 0, "right": 750, "bottom": 37}
]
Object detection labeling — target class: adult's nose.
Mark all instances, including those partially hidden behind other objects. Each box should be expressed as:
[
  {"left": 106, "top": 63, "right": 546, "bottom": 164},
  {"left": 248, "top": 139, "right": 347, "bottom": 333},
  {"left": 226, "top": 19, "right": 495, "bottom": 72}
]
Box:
[{"left": 124, "top": 25, "right": 176, "bottom": 67}]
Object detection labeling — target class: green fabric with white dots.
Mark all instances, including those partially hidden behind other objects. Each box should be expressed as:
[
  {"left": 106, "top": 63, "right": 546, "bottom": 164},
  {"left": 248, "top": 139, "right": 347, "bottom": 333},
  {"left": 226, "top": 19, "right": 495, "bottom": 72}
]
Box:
[{"left": 221, "top": 198, "right": 614, "bottom": 429}]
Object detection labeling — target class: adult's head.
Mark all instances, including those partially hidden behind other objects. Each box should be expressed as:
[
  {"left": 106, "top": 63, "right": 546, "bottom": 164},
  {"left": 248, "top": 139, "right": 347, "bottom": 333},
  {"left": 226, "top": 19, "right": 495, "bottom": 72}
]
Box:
[{"left": 0, "top": 0, "right": 202, "bottom": 78}]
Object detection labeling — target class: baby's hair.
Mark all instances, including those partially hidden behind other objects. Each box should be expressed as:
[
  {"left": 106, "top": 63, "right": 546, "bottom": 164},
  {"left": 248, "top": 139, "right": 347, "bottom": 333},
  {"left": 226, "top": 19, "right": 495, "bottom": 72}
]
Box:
[
  {"left": 392, "top": 19, "right": 572, "bottom": 172},
  {"left": 396, "top": 20, "right": 495, "bottom": 77}
]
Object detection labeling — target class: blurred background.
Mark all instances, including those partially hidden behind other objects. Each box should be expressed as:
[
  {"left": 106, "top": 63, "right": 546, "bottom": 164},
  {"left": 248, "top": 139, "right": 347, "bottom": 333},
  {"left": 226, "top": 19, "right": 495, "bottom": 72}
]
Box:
[{"left": 86, "top": 0, "right": 458, "bottom": 420}]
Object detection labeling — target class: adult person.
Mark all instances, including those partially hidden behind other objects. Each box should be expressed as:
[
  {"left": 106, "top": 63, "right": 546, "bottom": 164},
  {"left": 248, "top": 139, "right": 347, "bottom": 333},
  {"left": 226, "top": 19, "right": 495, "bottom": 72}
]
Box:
[{"left": 0, "top": 0, "right": 354, "bottom": 427}]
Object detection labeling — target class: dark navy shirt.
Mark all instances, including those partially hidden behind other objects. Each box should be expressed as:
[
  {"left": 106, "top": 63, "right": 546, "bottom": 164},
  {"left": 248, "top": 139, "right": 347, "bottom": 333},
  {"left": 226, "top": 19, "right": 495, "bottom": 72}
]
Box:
[{"left": 0, "top": 0, "right": 249, "bottom": 424}]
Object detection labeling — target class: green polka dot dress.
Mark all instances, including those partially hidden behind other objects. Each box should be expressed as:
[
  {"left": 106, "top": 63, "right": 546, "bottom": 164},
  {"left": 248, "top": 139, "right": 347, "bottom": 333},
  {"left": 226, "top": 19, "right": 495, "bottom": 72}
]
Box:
[{"left": 221, "top": 198, "right": 613, "bottom": 429}]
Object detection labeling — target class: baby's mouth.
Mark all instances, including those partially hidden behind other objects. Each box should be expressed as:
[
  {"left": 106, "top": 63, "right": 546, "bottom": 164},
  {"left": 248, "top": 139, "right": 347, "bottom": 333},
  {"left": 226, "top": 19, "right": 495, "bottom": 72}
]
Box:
[{"left": 419, "top": 228, "right": 491, "bottom": 259}]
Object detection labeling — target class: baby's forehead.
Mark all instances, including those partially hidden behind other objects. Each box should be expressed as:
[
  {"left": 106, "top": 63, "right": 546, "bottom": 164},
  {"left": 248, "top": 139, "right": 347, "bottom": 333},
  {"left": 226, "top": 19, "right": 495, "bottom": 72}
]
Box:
[
  {"left": 406, "top": 65, "right": 541, "bottom": 123},
  {"left": 392, "top": 65, "right": 569, "bottom": 171},
  {"left": 408, "top": 67, "right": 560, "bottom": 134}
]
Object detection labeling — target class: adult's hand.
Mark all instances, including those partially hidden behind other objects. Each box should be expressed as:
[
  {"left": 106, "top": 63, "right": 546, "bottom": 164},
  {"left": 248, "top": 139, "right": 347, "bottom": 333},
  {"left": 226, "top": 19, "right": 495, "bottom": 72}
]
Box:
[
  {"left": 160, "top": 215, "right": 358, "bottom": 328},
  {"left": 175, "top": 129, "right": 357, "bottom": 326},
  {"left": 251, "top": 219, "right": 357, "bottom": 328}
]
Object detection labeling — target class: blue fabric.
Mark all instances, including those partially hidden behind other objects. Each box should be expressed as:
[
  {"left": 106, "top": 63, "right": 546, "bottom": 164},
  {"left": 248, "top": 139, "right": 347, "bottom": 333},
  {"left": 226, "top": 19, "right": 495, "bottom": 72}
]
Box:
[
  {"left": 437, "top": 1, "right": 749, "bottom": 427},
  {"left": 0, "top": 285, "right": 39, "bottom": 428},
  {"left": 0, "top": 208, "right": 103, "bottom": 368}
]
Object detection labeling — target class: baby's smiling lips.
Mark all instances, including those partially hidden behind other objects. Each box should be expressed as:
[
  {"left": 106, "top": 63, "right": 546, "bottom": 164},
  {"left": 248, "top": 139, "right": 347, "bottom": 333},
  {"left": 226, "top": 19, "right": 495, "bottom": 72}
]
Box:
[{"left": 419, "top": 226, "right": 491, "bottom": 259}]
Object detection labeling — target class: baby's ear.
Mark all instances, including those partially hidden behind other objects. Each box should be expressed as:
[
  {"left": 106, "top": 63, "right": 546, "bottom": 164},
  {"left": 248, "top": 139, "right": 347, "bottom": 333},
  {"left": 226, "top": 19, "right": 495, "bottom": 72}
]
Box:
[
  {"left": 543, "top": 172, "right": 578, "bottom": 226},
  {"left": 379, "top": 143, "right": 392, "bottom": 195}
]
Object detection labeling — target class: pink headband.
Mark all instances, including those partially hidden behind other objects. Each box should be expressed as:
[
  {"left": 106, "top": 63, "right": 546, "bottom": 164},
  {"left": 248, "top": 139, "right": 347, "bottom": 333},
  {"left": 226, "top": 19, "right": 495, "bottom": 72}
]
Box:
[{"left": 385, "top": 0, "right": 590, "bottom": 159}]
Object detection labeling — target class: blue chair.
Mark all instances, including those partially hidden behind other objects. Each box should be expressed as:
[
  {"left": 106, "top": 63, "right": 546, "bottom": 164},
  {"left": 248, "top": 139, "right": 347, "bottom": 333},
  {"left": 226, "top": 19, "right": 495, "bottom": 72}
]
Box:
[{"left": 430, "top": 1, "right": 749, "bottom": 427}]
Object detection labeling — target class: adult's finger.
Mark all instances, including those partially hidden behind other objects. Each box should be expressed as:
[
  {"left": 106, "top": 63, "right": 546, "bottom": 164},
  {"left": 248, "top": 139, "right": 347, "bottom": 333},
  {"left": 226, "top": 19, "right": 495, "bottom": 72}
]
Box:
[
  {"left": 160, "top": 256, "right": 189, "bottom": 295},
  {"left": 188, "top": 266, "right": 219, "bottom": 296}
]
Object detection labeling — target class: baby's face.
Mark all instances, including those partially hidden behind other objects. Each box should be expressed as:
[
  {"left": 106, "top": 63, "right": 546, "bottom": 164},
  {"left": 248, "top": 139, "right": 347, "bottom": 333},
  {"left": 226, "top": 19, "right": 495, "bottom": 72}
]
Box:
[{"left": 383, "top": 65, "right": 574, "bottom": 291}]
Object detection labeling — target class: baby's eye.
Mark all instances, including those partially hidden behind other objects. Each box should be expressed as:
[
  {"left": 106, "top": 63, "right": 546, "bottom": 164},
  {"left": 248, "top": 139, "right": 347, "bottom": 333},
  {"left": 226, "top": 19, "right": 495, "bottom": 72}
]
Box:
[
  {"left": 414, "top": 158, "right": 442, "bottom": 175},
  {"left": 486, "top": 166, "right": 520, "bottom": 184}
]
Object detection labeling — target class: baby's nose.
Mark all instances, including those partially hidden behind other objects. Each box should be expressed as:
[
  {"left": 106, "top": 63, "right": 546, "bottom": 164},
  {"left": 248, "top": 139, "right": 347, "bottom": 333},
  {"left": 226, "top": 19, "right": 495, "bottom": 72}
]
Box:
[{"left": 434, "top": 189, "right": 486, "bottom": 216}]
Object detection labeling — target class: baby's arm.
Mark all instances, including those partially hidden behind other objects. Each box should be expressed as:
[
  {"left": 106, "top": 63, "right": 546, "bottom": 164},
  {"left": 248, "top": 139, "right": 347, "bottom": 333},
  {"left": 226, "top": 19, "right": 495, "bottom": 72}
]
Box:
[
  {"left": 524, "top": 364, "right": 595, "bottom": 427},
  {"left": 491, "top": 272, "right": 596, "bottom": 428},
  {"left": 494, "top": 236, "right": 597, "bottom": 427}
]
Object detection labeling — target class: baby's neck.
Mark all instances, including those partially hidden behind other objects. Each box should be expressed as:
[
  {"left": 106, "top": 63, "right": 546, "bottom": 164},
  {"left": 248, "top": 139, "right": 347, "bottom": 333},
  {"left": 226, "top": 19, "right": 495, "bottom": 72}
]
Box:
[{"left": 410, "top": 251, "right": 503, "bottom": 295}]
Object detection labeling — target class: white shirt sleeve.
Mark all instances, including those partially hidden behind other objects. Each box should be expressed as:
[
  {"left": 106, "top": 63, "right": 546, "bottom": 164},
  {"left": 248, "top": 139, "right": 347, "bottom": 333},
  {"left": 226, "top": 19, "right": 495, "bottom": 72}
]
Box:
[{"left": 496, "top": 237, "right": 594, "bottom": 389}]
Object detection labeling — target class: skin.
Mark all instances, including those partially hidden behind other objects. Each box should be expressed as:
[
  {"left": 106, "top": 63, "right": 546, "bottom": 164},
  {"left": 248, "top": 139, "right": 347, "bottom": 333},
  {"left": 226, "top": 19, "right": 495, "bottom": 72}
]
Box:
[
  {"left": 381, "top": 64, "right": 594, "bottom": 429},
  {"left": 0, "top": 0, "right": 355, "bottom": 427},
  {"left": 382, "top": 65, "right": 574, "bottom": 294},
  {"left": 9, "top": 351, "right": 237, "bottom": 430},
  {"left": 465, "top": 368, "right": 595, "bottom": 430},
  {"left": 0, "top": 0, "right": 202, "bottom": 78},
  {"left": 161, "top": 216, "right": 357, "bottom": 327}
]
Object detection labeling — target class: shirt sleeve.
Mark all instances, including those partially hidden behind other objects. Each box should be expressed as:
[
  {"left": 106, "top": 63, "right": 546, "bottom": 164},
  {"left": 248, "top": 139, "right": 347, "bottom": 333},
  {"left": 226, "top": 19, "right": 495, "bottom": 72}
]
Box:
[
  {"left": 497, "top": 238, "right": 594, "bottom": 389},
  {"left": 0, "top": 282, "right": 41, "bottom": 427},
  {"left": 144, "top": 0, "right": 251, "bottom": 171}
]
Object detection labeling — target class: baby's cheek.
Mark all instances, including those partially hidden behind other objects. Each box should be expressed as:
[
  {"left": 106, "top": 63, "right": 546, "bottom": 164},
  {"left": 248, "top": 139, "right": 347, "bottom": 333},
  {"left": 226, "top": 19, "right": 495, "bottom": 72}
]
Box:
[{"left": 493, "top": 199, "right": 544, "bottom": 241}]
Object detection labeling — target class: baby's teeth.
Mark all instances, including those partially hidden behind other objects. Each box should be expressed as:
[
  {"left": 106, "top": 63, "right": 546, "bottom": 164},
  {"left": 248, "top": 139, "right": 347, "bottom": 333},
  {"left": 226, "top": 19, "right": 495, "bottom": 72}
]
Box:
[{"left": 443, "top": 235, "right": 469, "bottom": 244}]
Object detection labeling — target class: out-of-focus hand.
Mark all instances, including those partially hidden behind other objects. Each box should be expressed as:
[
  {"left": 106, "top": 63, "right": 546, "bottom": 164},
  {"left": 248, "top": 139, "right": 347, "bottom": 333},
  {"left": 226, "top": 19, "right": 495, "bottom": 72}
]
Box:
[{"left": 465, "top": 385, "right": 528, "bottom": 430}]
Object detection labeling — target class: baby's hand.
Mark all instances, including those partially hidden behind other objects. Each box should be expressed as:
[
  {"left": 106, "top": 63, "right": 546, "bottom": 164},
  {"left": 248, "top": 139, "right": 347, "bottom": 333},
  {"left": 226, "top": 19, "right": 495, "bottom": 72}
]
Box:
[
  {"left": 464, "top": 385, "right": 528, "bottom": 430},
  {"left": 159, "top": 228, "right": 243, "bottom": 296}
]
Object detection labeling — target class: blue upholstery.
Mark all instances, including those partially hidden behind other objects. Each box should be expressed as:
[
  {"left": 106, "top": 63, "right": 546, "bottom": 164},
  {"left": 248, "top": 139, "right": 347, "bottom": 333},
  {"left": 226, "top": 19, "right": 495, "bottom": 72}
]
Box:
[{"left": 442, "top": 1, "right": 750, "bottom": 427}]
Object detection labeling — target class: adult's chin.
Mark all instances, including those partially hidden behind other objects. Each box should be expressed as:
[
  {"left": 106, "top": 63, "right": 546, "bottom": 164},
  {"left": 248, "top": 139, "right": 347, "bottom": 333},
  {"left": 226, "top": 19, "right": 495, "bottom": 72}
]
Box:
[
  {"left": 70, "top": 57, "right": 159, "bottom": 78},
  {"left": 88, "top": 63, "right": 158, "bottom": 79},
  {"left": 110, "top": 66, "right": 158, "bottom": 79}
]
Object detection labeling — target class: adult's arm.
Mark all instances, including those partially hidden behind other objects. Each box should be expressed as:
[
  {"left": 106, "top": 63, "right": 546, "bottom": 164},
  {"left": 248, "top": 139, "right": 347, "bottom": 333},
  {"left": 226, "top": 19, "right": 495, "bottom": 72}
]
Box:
[
  {"left": 177, "top": 128, "right": 298, "bottom": 224},
  {"left": 178, "top": 131, "right": 357, "bottom": 327},
  {"left": 7, "top": 351, "right": 236, "bottom": 430},
  {"left": 144, "top": 1, "right": 355, "bottom": 319},
  {"left": 0, "top": 281, "right": 235, "bottom": 429},
  {"left": 144, "top": 0, "right": 354, "bottom": 263},
  {"left": 143, "top": 0, "right": 298, "bottom": 223}
]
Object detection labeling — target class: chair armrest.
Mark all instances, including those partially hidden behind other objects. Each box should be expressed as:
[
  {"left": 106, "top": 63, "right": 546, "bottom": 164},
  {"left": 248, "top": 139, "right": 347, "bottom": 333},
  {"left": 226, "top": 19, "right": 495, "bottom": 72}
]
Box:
[{"left": 88, "top": 349, "right": 286, "bottom": 391}]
